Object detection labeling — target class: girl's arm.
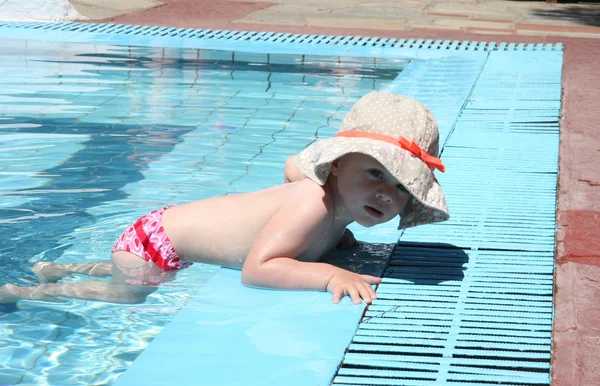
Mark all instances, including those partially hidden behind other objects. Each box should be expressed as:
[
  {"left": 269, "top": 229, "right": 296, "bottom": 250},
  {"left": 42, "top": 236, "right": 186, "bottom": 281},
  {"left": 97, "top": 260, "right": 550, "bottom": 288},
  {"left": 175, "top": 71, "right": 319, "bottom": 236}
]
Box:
[
  {"left": 283, "top": 155, "right": 305, "bottom": 183},
  {"left": 283, "top": 154, "right": 358, "bottom": 249},
  {"left": 241, "top": 186, "right": 379, "bottom": 304}
]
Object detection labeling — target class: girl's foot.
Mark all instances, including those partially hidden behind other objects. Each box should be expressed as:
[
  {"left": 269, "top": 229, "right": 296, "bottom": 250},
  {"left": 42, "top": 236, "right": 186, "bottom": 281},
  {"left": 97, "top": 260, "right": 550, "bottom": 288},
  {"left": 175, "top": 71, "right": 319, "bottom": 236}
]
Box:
[
  {"left": 0, "top": 284, "right": 23, "bottom": 303},
  {"left": 0, "top": 283, "right": 63, "bottom": 303},
  {"left": 31, "top": 262, "right": 69, "bottom": 283}
]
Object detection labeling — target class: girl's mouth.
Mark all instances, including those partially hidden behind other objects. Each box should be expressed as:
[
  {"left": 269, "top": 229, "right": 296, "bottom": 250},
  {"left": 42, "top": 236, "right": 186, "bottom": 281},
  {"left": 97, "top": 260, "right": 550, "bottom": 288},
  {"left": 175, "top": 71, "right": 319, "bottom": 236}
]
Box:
[{"left": 364, "top": 205, "right": 384, "bottom": 218}]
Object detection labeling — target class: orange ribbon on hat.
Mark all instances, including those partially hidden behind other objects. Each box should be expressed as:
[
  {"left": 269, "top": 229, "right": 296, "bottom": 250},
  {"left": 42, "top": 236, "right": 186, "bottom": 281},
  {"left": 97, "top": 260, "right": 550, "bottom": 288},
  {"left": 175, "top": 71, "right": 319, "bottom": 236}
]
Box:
[{"left": 335, "top": 131, "right": 446, "bottom": 172}]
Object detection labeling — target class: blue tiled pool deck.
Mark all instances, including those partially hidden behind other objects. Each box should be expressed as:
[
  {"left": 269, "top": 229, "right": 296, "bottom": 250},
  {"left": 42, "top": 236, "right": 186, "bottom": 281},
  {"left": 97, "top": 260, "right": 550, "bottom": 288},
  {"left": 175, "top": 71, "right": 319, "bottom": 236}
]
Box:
[{"left": 0, "top": 22, "right": 562, "bottom": 386}]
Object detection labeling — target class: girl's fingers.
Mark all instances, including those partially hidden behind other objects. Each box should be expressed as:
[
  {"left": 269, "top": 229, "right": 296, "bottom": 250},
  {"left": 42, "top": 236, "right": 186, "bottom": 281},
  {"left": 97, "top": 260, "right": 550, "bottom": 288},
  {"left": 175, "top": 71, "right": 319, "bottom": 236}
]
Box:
[
  {"left": 332, "top": 289, "right": 343, "bottom": 303},
  {"left": 330, "top": 278, "right": 380, "bottom": 304},
  {"left": 360, "top": 283, "right": 375, "bottom": 304},
  {"left": 365, "top": 282, "right": 377, "bottom": 300},
  {"left": 348, "top": 287, "right": 362, "bottom": 304},
  {"left": 361, "top": 274, "right": 382, "bottom": 284}
]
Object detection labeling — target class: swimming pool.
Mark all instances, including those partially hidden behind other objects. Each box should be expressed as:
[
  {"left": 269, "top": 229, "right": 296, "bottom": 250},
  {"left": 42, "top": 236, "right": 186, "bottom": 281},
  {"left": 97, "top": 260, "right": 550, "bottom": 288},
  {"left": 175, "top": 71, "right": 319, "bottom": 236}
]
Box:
[
  {"left": 0, "top": 37, "right": 407, "bottom": 385},
  {"left": 0, "top": 22, "right": 562, "bottom": 386}
]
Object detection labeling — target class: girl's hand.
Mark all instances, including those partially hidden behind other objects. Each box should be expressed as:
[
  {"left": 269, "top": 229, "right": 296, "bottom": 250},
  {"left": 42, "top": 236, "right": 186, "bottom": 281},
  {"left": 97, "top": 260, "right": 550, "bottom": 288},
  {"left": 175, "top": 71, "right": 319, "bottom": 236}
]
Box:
[
  {"left": 336, "top": 228, "right": 359, "bottom": 249},
  {"left": 326, "top": 270, "right": 382, "bottom": 304}
]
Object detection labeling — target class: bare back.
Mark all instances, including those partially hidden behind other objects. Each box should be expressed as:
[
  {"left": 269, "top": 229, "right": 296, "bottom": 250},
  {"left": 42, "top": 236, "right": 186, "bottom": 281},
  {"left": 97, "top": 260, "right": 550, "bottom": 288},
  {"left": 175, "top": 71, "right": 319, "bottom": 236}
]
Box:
[{"left": 162, "top": 179, "right": 348, "bottom": 268}]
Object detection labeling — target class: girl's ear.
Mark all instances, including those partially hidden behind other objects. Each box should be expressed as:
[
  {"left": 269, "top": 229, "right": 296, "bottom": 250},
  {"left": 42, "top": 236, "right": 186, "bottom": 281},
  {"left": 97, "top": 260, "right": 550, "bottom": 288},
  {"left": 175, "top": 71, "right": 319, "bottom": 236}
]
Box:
[{"left": 329, "top": 159, "right": 341, "bottom": 176}]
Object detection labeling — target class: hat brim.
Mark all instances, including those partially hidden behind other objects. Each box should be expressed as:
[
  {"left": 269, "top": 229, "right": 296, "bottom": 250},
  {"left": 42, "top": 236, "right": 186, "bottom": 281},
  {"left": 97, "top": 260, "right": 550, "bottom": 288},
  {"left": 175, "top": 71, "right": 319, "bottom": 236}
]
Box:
[{"left": 294, "top": 137, "right": 449, "bottom": 229}]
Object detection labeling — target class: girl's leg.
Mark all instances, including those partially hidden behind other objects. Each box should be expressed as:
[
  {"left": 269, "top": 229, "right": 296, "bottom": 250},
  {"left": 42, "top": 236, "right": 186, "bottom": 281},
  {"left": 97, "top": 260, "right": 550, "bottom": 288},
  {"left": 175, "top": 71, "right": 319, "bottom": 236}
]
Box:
[
  {"left": 0, "top": 281, "right": 154, "bottom": 304},
  {"left": 0, "top": 252, "right": 170, "bottom": 304},
  {"left": 32, "top": 261, "right": 113, "bottom": 283}
]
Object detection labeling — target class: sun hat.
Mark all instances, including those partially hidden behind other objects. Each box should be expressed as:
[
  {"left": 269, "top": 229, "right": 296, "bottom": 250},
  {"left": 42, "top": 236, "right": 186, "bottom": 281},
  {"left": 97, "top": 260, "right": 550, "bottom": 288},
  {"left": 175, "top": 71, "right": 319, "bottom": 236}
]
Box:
[{"left": 293, "top": 91, "right": 449, "bottom": 229}]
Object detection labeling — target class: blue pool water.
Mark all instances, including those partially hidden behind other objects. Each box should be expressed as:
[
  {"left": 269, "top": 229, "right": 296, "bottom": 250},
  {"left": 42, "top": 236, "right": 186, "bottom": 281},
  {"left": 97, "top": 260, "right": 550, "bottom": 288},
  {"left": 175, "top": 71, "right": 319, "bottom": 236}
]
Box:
[
  {"left": 0, "top": 38, "right": 406, "bottom": 385},
  {"left": 0, "top": 23, "right": 563, "bottom": 385}
]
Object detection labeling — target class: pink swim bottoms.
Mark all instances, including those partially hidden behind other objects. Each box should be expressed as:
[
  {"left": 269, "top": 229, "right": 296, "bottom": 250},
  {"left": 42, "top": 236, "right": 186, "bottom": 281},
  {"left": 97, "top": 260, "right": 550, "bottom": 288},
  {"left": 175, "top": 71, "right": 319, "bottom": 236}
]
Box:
[{"left": 112, "top": 207, "right": 191, "bottom": 271}]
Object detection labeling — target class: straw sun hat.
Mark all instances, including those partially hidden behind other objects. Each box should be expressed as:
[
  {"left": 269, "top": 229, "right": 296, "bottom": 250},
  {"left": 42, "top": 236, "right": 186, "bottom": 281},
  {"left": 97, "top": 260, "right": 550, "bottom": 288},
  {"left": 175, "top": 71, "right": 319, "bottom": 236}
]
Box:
[{"left": 293, "top": 91, "right": 449, "bottom": 229}]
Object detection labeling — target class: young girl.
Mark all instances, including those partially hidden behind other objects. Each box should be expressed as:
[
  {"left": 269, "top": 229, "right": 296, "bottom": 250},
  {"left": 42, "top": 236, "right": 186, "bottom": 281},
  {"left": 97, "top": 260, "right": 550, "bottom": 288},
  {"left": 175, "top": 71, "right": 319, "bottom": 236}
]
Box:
[{"left": 0, "top": 92, "right": 449, "bottom": 305}]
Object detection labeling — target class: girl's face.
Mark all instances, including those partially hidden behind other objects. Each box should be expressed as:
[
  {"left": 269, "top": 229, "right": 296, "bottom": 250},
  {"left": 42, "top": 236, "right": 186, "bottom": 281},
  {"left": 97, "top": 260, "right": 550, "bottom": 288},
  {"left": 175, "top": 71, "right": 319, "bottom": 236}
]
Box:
[{"left": 330, "top": 153, "right": 411, "bottom": 227}]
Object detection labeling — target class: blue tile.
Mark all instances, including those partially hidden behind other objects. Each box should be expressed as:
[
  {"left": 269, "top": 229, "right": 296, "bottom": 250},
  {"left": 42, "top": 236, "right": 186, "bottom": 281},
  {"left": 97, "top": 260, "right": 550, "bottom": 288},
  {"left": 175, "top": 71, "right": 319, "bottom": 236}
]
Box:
[{"left": 114, "top": 268, "right": 366, "bottom": 386}]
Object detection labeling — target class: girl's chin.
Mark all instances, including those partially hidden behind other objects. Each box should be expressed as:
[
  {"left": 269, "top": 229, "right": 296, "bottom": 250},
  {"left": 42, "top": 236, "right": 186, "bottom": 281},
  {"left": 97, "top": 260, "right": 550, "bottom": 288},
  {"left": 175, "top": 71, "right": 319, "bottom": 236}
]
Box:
[{"left": 355, "top": 216, "right": 379, "bottom": 227}]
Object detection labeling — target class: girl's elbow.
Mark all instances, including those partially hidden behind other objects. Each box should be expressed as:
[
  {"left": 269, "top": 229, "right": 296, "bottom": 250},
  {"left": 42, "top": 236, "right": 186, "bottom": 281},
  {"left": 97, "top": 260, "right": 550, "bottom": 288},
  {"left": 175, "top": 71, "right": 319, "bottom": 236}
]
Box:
[
  {"left": 241, "top": 266, "right": 261, "bottom": 287},
  {"left": 284, "top": 155, "right": 303, "bottom": 183}
]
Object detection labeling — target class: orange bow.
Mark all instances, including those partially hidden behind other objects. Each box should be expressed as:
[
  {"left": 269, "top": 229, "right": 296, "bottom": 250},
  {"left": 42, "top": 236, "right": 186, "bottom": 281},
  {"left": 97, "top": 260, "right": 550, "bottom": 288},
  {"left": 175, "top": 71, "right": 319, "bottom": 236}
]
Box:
[{"left": 335, "top": 131, "right": 446, "bottom": 172}]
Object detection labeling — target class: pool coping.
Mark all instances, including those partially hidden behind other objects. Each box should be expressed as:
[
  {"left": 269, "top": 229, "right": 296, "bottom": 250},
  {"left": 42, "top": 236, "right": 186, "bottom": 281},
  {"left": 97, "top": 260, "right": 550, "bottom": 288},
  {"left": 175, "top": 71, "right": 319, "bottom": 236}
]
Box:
[{"left": 0, "top": 21, "right": 562, "bottom": 61}]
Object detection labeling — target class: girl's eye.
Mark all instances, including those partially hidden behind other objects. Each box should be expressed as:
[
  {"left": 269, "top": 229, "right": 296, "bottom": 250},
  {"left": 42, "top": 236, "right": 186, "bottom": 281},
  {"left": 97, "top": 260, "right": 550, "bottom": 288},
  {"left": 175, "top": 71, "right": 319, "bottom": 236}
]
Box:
[
  {"left": 369, "top": 169, "right": 384, "bottom": 179},
  {"left": 397, "top": 184, "right": 408, "bottom": 193}
]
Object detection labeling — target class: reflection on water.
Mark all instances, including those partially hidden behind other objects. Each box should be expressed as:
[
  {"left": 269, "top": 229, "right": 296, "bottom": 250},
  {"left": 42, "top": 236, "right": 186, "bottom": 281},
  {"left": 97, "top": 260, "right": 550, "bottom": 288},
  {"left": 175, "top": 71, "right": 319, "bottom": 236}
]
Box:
[{"left": 0, "top": 38, "right": 404, "bottom": 385}]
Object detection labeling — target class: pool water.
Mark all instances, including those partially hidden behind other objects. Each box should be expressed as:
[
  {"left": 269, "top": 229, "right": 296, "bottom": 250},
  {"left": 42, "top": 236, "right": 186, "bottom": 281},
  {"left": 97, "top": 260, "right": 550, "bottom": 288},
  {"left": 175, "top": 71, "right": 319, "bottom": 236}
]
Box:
[{"left": 0, "top": 38, "right": 406, "bottom": 385}]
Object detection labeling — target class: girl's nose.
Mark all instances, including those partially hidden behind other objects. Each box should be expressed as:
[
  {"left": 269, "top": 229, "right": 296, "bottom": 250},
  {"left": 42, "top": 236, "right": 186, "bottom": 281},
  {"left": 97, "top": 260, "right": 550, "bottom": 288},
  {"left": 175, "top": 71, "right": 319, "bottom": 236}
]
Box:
[{"left": 376, "top": 190, "right": 392, "bottom": 203}]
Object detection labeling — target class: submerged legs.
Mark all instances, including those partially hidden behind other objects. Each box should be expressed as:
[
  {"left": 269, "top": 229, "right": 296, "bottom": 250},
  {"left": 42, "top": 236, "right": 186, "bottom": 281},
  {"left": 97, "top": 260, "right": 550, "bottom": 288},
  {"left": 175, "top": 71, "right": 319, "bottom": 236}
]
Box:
[
  {"left": 0, "top": 281, "right": 155, "bottom": 304},
  {"left": 32, "top": 261, "right": 113, "bottom": 282},
  {"left": 1, "top": 252, "right": 169, "bottom": 304}
]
